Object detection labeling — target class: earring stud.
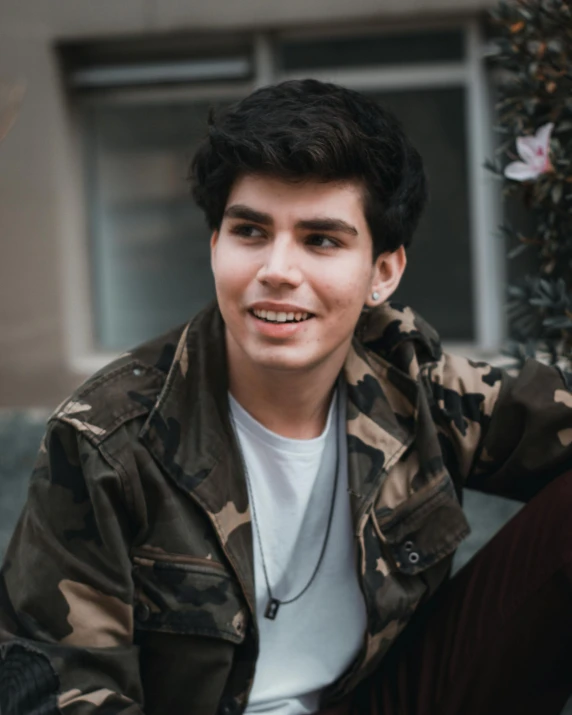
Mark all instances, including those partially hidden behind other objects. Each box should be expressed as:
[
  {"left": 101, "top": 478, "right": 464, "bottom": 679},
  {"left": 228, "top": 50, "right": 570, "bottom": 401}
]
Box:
[{"left": 372, "top": 292, "right": 380, "bottom": 301}]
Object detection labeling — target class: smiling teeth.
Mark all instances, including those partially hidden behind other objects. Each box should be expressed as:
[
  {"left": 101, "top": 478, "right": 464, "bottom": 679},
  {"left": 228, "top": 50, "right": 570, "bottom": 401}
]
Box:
[{"left": 253, "top": 309, "right": 310, "bottom": 323}]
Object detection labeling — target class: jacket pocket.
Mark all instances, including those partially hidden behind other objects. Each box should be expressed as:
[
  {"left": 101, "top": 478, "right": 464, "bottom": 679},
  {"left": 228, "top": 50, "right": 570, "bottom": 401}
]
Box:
[
  {"left": 374, "top": 476, "right": 470, "bottom": 577},
  {"left": 131, "top": 549, "right": 248, "bottom": 644}
]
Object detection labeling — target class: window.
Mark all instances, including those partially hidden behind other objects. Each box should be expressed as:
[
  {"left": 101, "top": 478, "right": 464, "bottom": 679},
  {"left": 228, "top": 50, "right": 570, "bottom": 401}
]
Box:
[
  {"left": 84, "top": 97, "right": 236, "bottom": 350},
  {"left": 65, "top": 21, "right": 499, "bottom": 361}
]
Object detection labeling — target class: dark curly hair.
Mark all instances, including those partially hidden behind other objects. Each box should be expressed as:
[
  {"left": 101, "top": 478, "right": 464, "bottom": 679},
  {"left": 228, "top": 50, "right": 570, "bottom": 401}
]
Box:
[{"left": 190, "top": 79, "right": 428, "bottom": 258}]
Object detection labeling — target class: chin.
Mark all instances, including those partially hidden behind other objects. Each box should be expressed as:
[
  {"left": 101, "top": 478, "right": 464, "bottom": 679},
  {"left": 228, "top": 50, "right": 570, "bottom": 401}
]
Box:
[{"left": 247, "top": 348, "right": 326, "bottom": 373}]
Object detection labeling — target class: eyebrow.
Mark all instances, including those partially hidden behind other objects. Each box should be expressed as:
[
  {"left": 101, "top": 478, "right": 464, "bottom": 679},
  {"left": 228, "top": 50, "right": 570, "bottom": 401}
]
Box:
[{"left": 223, "top": 204, "right": 359, "bottom": 237}]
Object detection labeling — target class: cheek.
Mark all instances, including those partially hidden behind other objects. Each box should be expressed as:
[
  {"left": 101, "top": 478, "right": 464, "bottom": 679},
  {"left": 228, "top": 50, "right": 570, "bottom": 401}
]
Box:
[
  {"left": 320, "top": 267, "right": 370, "bottom": 314},
  {"left": 213, "top": 249, "right": 251, "bottom": 294}
]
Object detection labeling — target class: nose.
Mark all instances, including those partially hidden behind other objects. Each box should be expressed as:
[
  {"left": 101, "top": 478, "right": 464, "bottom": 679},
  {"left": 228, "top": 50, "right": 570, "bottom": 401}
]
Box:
[{"left": 256, "top": 235, "right": 303, "bottom": 289}]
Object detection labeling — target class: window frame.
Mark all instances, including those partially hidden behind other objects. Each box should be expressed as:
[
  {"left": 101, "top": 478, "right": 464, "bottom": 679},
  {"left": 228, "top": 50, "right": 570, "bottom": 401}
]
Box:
[{"left": 64, "top": 17, "right": 503, "bottom": 375}]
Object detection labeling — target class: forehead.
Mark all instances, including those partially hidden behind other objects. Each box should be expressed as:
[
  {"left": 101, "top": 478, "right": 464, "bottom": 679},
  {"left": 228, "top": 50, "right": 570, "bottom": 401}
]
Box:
[{"left": 225, "top": 173, "right": 367, "bottom": 224}]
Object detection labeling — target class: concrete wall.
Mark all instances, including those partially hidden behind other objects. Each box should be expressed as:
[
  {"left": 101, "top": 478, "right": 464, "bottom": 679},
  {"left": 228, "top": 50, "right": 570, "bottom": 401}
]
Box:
[
  {"left": 4, "top": 0, "right": 495, "bottom": 38},
  {"left": 0, "top": 30, "right": 80, "bottom": 407}
]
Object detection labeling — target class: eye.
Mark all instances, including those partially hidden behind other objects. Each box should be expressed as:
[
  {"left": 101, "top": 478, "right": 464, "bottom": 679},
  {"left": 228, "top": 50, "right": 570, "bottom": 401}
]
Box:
[
  {"left": 231, "top": 224, "right": 265, "bottom": 239},
  {"left": 306, "top": 234, "right": 339, "bottom": 249}
]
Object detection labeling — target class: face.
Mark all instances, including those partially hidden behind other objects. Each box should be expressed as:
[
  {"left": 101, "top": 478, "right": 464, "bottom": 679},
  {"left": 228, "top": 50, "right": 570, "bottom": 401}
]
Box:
[{"left": 210, "top": 173, "right": 405, "bottom": 377}]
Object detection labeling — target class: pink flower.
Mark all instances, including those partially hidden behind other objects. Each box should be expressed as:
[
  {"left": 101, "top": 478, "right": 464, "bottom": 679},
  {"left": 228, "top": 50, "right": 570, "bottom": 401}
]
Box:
[{"left": 504, "top": 122, "right": 554, "bottom": 181}]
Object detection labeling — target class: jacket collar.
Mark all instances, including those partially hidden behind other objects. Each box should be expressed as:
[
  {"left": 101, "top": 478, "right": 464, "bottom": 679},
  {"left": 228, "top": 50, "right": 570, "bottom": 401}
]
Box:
[
  {"left": 140, "top": 301, "right": 440, "bottom": 611},
  {"left": 357, "top": 299, "right": 442, "bottom": 368}
]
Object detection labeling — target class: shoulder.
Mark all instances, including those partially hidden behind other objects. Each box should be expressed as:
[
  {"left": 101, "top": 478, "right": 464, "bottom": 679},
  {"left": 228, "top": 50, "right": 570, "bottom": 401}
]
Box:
[
  {"left": 357, "top": 301, "right": 442, "bottom": 378},
  {"left": 422, "top": 353, "right": 506, "bottom": 429},
  {"left": 49, "top": 323, "right": 189, "bottom": 447},
  {"left": 357, "top": 301, "right": 506, "bottom": 405}
]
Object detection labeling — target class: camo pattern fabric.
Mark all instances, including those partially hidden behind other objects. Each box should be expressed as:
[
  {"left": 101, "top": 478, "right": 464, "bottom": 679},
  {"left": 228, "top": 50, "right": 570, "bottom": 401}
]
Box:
[{"left": 2, "top": 300, "right": 572, "bottom": 715}]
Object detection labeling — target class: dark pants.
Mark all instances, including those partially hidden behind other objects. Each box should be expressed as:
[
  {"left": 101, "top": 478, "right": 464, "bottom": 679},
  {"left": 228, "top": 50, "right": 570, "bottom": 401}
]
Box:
[{"left": 325, "top": 471, "right": 572, "bottom": 715}]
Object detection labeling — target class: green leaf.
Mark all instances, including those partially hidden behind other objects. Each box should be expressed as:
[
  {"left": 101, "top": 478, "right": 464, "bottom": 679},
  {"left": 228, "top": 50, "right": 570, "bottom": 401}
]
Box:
[
  {"left": 539, "top": 278, "right": 556, "bottom": 297},
  {"left": 543, "top": 316, "right": 572, "bottom": 329},
  {"left": 517, "top": 6, "right": 533, "bottom": 20},
  {"left": 507, "top": 285, "right": 527, "bottom": 298},
  {"left": 524, "top": 98, "right": 539, "bottom": 115},
  {"left": 508, "top": 243, "right": 531, "bottom": 259},
  {"left": 547, "top": 38, "right": 563, "bottom": 53},
  {"left": 483, "top": 158, "right": 502, "bottom": 175},
  {"left": 552, "top": 183, "right": 563, "bottom": 204}
]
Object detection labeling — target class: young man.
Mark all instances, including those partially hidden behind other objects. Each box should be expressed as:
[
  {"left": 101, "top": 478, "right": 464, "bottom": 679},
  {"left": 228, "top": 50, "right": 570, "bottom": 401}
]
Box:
[{"left": 1, "top": 79, "right": 572, "bottom": 715}]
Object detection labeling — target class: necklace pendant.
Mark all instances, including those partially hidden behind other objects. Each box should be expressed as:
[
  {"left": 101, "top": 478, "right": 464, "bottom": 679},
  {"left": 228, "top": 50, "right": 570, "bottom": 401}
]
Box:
[{"left": 265, "top": 599, "right": 280, "bottom": 620}]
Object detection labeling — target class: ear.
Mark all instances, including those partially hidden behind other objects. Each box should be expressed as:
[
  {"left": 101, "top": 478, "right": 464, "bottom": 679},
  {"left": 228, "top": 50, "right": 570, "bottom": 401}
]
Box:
[{"left": 366, "top": 246, "right": 407, "bottom": 308}]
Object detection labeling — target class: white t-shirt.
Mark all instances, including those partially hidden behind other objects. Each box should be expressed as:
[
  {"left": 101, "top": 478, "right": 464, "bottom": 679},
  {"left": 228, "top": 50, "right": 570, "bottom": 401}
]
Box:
[{"left": 229, "top": 384, "right": 367, "bottom": 715}]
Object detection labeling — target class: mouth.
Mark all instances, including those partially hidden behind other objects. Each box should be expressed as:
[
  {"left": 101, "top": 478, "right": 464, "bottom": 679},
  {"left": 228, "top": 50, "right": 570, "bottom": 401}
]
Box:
[{"left": 249, "top": 308, "right": 315, "bottom": 324}]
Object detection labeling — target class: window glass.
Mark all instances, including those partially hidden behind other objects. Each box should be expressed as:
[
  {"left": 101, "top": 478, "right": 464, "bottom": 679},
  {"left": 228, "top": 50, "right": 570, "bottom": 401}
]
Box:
[
  {"left": 279, "top": 30, "right": 464, "bottom": 72},
  {"left": 85, "top": 99, "right": 234, "bottom": 351},
  {"left": 366, "top": 87, "right": 474, "bottom": 340}
]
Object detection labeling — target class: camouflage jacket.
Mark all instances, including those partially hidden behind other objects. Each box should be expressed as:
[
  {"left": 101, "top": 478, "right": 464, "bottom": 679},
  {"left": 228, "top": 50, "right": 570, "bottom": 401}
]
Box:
[{"left": 2, "top": 301, "right": 572, "bottom": 715}]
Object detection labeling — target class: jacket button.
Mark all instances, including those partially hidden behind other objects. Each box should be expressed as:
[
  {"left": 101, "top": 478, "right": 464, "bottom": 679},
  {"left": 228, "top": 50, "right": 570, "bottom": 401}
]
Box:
[
  {"left": 408, "top": 552, "right": 420, "bottom": 564},
  {"left": 135, "top": 603, "right": 151, "bottom": 622},
  {"left": 404, "top": 540, "right": 414, "bottom": 552},
  {"left": 219, "top": 697, "right": 240, "bottom": 715}
]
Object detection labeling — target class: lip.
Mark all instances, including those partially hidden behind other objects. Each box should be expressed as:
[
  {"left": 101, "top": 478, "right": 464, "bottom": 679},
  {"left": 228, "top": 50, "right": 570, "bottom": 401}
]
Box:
[
  {"left": 247, "top": 310, "right": 314, "bottom": 339},
  {"left": 248, "top": 302, "right": 314, "bottom": 314}
]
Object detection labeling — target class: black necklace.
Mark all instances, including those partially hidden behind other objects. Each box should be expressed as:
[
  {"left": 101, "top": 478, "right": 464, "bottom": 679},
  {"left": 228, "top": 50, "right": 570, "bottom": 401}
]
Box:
[{"left": 229, "top": 393, "right": 340, "bottom": 620}]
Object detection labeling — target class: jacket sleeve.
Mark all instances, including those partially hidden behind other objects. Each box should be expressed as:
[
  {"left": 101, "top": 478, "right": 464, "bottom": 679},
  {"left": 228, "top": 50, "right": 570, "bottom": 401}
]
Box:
[
  {"left": 426, "top": 353, "right": 572, "bottom": 502},
  {"left": 0, "top": 418, "right": 145, "bottom": 714}
]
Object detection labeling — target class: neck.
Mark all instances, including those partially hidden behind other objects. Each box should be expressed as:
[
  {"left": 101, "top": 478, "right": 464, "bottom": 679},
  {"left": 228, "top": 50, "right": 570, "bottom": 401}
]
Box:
[{"left": 227, "top": 342, "right": 347, "bottom": 440}]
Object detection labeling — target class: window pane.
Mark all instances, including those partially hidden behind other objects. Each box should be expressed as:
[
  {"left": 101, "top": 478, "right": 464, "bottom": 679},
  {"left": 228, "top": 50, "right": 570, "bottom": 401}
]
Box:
[
  {"left": 86, "top": 99, "right": 235, "bottom": 351},
  {"left": 366, "top": 87, "right": 474, "bottom": 340},
  {"left": 279, "top": 30, "right": 464, "bottom": 72}
]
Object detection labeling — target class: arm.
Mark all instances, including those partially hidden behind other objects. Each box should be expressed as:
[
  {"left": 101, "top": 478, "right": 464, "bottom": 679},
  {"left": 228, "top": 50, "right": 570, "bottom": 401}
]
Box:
[
  {"left": 426, "top": 353, "right": 572, "bottom": 502},
  {"left": 0, "top": 418, "right": 145, "bottom": 714}
]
